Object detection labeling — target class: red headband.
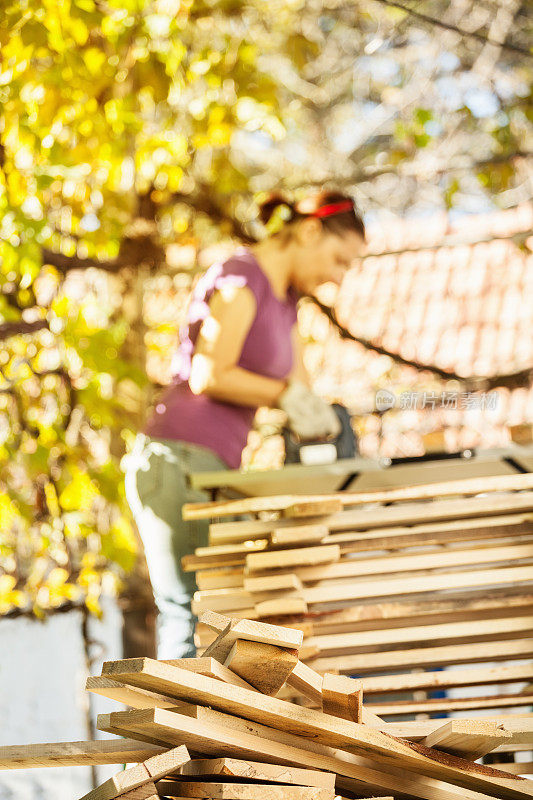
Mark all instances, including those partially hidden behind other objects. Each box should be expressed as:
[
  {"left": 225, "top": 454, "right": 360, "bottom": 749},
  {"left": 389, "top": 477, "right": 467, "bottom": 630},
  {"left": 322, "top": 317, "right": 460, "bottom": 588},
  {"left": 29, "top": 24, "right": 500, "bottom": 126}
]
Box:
[{"left": 311, "top": 200, "right": 354, "bottom": 218}]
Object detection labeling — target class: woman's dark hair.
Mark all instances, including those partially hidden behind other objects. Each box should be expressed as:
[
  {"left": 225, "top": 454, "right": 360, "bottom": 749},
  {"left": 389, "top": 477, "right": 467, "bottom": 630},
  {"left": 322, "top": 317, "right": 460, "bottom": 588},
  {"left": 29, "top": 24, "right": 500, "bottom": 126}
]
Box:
[{"left": 258, "top": 190, "right": 365, "bottom": 243}]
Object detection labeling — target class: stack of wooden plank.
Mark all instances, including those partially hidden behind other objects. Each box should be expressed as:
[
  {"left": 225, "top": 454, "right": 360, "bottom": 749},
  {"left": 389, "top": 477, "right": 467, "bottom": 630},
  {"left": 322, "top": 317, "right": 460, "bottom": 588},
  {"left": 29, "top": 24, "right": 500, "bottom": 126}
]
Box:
[
  {"left": 3, "top": 613, "right": 533, "bottom": 799},
  {"left": 182, "top": 473, "right": 533, "bottom": 720}
]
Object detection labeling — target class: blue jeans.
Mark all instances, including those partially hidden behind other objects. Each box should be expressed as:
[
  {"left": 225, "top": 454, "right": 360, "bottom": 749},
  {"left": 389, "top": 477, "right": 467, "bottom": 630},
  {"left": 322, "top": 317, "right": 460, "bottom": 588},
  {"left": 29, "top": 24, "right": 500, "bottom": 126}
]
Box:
[{"left": 124, "top": 433, "right": 228, "bottom": 658}]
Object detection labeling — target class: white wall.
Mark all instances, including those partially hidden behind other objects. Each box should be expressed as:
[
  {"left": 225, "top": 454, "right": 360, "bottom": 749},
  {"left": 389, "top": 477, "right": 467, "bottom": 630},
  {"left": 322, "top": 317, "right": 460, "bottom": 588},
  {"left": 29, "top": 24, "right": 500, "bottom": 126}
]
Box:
[{"left": 0, "top": 598, "right": 123, "bottom": 800}]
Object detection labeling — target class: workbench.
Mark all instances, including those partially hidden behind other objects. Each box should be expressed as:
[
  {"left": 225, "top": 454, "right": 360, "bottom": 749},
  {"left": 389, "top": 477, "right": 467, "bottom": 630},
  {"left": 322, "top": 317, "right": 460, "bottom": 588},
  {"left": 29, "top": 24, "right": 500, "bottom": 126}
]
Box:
[{"left": 190, "top": 444, "right": 533, "bottom": 499}]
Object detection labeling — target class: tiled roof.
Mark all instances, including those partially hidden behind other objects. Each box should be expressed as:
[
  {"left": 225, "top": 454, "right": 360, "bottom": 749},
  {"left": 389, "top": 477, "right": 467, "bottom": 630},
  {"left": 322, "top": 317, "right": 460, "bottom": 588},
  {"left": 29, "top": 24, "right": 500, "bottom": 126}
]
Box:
[
  {"left": 299, "top": 203, "right": 533, "bottom": 460},
  {"left": 336, "top": 203, "right": 533, "bottom": 379}
]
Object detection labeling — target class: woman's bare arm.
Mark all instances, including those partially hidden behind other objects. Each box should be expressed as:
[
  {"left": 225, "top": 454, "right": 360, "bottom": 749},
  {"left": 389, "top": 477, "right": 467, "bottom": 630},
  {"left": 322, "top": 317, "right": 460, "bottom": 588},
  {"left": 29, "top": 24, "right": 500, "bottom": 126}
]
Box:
[
  {"left": 289, "top": 326, "right": 310, "bottom": 387},
  {"left": 189, "top": 285, "right": 288, "bottom": 408}
]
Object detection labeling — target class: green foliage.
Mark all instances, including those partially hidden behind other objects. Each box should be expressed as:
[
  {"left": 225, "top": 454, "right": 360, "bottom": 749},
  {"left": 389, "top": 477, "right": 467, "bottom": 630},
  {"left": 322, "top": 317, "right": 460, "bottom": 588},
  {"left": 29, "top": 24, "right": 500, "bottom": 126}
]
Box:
[
  {"left": 394, "top": 108, "right": 436, "bottom": 153},
  {"left": 0, "top": 0, "right": 310, "bottom": 618}
]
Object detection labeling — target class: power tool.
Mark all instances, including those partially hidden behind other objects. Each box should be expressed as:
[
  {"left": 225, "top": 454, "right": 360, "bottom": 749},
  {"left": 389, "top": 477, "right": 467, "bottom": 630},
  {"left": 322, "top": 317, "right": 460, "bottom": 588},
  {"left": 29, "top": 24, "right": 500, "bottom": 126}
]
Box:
[{"left": 282, "top": 403, "right": 358, "bottom": 465}]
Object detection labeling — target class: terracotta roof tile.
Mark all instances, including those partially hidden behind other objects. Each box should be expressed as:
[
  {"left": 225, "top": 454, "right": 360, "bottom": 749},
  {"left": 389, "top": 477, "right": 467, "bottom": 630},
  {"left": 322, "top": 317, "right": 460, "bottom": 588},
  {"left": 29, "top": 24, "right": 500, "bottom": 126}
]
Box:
[
  {"left": 301, "top": 204, "right": 533, "bottom": 459},
  {"left": 335, "top": 205, "right": 533, "bottom": 381}
]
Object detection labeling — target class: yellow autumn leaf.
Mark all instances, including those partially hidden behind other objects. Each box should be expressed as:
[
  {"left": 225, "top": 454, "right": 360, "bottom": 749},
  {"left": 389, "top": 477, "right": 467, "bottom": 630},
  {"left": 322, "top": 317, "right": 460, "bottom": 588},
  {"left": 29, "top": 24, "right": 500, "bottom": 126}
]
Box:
[
  {"left": 85, "top": 593, "right": 102, "bottom": 618},
  {"left": 0, "top": 583, "right": 27, "bottom": 615},
  {"left": 0, "top": 495, "right": 18, "bottom": 529},
  {"left": 44, "top": 482, "right": 60, "bottom": 517},
  {"left": 46, "top": 567, "right": 69, "bottom": 587},
  {"left": 208, "top": 123, "right": 232, "bottom": 146},
  {"left": 0, "top": 574, "right": 17, "bottom": 594},
  {"left": 69, "top": 18, "right": 89, "bottom": 46},
  {"left": 84, "top": 48, "right": 107, "bottom": 76},
  {"left": 59, "top": 469, "right": 99, "bottom": 511}
]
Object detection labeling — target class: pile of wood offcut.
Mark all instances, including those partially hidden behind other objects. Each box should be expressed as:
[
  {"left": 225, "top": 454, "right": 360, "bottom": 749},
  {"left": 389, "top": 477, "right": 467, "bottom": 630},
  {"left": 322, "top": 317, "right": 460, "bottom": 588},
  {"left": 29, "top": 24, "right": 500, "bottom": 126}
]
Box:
[
  {"left": 1, "top": 611, "right": 533, "bottom": 800},
  {"left": 183, "top": 473, "right": 533, "bottom": 720}
]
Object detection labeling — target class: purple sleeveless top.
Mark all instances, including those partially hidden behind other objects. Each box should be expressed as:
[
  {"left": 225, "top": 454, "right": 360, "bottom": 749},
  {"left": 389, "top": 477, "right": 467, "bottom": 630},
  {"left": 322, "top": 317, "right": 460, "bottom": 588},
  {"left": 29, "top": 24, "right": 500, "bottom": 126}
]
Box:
[{"left": 144, "top": 246, "right": 299, "bottom": 468}]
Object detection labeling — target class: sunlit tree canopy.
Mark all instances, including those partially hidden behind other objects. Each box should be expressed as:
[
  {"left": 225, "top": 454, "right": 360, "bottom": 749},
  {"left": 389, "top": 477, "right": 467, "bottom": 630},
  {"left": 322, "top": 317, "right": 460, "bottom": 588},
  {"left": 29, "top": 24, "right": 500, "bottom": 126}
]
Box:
[{"left": 1, "top": 0, "right": 531, "bottom": 617}]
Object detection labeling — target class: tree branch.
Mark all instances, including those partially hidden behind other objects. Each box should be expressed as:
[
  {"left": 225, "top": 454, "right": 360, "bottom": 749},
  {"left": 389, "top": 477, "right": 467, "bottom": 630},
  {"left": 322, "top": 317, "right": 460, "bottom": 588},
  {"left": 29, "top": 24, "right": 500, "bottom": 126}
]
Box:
[
  {"left": 286, "top": 151, "right": 533, "bottom": 191},
  {"left": 370, "top": 0, "right": 533, "bottom": 58},
  {"left": 41, "top": 230, "right": 165, "bottom": 275},
  {"left": 167, "top": 183, "right": 256, "bottom": 244},
  {"left": 308, "top": 296, "right": 533, "bottom": 391},
  {"left": 41, "top": 248, "right": 123, "bottom": 275},
  {"left": 0, "top": 319, "right": 49, "bottom": 341}
]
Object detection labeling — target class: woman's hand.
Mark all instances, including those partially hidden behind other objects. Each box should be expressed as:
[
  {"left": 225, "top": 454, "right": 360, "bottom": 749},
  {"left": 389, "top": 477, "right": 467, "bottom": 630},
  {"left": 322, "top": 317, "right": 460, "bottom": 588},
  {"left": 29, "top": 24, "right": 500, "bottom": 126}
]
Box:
[{"left": 278, "top": 380, "right": 342, "bottom": 440}]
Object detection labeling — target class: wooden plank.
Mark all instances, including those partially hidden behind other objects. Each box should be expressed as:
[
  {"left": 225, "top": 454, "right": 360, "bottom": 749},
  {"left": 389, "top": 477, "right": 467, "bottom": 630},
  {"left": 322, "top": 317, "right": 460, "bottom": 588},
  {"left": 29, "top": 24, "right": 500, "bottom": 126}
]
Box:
[
  {"left": 201, "top": 624, "right": 239, "bottom": 659},
  {"left": 321, "top": 675, "right": 362, "bottom": 723},
  {"left": 200, "top": 615, "right": 303, "bottom": 662},
  {"left": 161, "top": 657, "right": 256, "bottom": 690},
  {"left": 369, "top": 692, "right": 533, "bottom": 716},
  {"left": 78, "top": 745, "right": 189, "bottom": 800},
  {"left": 496, "top": 765, "right": 533, "bottom": 776},
  {"left": 362, "top": 663, "right": 533, "bottom": 694},
  {"left": 87, "top": 676, "right": 182, "bottom": 709},
  {"left": 246, "top": 546, "right": 341, "bottom": 574},
  {"left": 99, "top": 658, "right": 533, "bottom": 799},
  {"left": 113, "top": 784, "right": 157, "bottom": 800},
  {"left": 184, "top": 515, "right": 533, "bottom": 570},
  {"left": 196, "top": 540, "right": 533, "bottom": 590},
  {"left": 183, "top": 473, "right": 533, "bottom": 520},
  {"left": 226, "top": 589, "right": 533, "bottom": 642},
  {"left": 373, "top": 717, "right": 533, "bottom": 743},
  {"left": 336, "top": 517, "right": 533, "bottom": 555},
  {"left": 243, "top": 574, "right": 302, "bottom": 593},
  {"left": 0, "top": 739, "right": 163, "bottom": 770},
  {"left": 197, "top": 619, "right": 313, "bottom": 644},
  {"left": 254, "top": 597, "right": 309, "bottom": 618},
  {"left": 207, "top": 493, "right": 533, "bottom": 544},
  {"left": 98, "top": 706, "right": 502, "bottom": 800},
  {"left": 361, "top": 707, "right": 386, "bottom": 728},
  {"left": 307, "top": 590, "right": 533, "bottom": 635},
  {"left": 101, "top": 700, "right": 336, "bottom": 758},
  {"left": 199, "top": 610, "right": 232, "bottom": 634},
  {"left": 195, "top": 514, "right": 533, "bottom": 563},
  {"left": 286, "top": 661, "right": 324, "bottom": 705},
  {"left": 179, "top": 757, "right": 336, "bottom": 788},
  {"left": 498, "top": 720, "right": 533, "bottom": 745},
  {"left": 88, "top": 676, "right": 219, "bottom": 716},
  {"left": 196, "top": 562, "right": 290, "bottom": 592},
  {"left": 182, "top": 543, "right": 268, "bottom": 573},
  {"left": 224, "top": 640, "right": 298, "bottom": 695},
  {"left": 424, "top": 721, "right": 512, "bottom": 760},
  {"left": 306, "top": 615, "right": 533, "bottom": 656},
  {"left": 282, "top": 500, "right": 343, "bottom": 519},
  {"left": 288, "top": 541, "right": 533, "bottom": 583},
  {"left": 192, "top": 591, "right": 283, "bottom": 615},
  {"left": 195, "top": 542, "right": 269, "bottom": 558},
  {"left": 271, "top": 526, "right": 329, "bottom": 547},
  {"left": 192, "top": 565, "right": 533, "bottom": 614},
  {"left": 143, "top": 746, "right": 190, "bottom": 779},
  {"left": 87, "top": 660, "right": 255, "bottom": 701},
  {"left": 300, "top": 564, "right": 533, "bottom": 608},
  {"left": 156, "top": 780, "right": 334, "bottom": 800},
  {"left": 310, "top": 636, "right": 533, "bottom": 673}
]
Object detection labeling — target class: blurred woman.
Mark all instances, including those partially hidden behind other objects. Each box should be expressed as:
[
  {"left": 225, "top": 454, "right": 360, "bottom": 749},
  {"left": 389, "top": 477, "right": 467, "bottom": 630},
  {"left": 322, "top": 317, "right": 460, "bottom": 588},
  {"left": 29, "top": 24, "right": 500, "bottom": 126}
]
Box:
[{"left": 125, "top": 190, "right": 366, "bottom": 657}]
